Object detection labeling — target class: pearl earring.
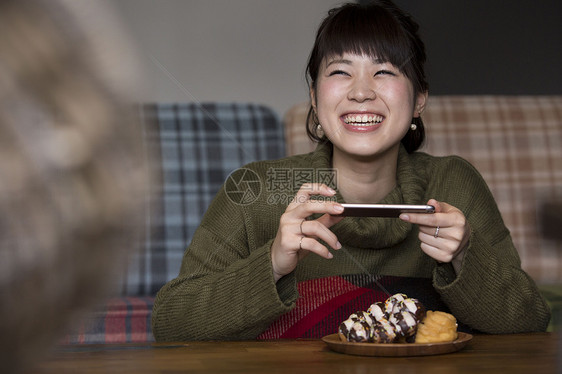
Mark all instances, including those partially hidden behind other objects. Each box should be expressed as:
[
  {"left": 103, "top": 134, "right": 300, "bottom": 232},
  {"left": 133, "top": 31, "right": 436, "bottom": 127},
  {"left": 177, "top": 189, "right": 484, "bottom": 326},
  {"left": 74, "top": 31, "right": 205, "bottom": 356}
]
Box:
[
  {"left": 317, "top": 124, "right": 324, "bottom": 136},
  {"left": 410, "top": 123, "right": 417, "bottom": 131}
]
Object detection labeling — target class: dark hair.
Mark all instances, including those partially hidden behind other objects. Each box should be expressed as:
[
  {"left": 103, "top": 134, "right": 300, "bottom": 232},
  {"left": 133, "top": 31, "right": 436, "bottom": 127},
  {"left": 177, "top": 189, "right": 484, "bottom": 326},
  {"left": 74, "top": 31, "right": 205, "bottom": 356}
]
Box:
[{"left": 305, "top": 0, "right": 428, "bottom": 153}]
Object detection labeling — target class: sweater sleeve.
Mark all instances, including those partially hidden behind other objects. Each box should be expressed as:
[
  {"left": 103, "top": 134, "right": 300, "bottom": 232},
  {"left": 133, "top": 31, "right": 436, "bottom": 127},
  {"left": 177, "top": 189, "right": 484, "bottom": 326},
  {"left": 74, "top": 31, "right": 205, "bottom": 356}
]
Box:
[
  {"left": 430, "top": 157, "right": 551, "bottom": 333},
  {"left": 151, "top": 185, "right": 298, "bottom": 341}
]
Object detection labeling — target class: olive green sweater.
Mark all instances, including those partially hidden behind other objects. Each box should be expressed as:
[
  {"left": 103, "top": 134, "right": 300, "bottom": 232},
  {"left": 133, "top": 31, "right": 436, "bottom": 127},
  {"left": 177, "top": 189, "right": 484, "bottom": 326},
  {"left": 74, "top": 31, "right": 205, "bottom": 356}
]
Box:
[{"left": 152, "top": 143, "right": 550, "bottom": 341}]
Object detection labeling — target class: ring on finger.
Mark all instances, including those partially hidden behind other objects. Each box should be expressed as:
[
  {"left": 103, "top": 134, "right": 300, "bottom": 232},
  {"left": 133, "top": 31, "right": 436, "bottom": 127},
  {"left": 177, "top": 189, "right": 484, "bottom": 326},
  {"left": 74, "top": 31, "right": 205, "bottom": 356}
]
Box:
[
  {"left": 300, "top": 219, "right": 306, "bottom": 236},
  {"left": 434, "top": 226, "right": 440, "bottom": 238},
  {"left": 299, "top": 236, "right": 304, "bottom": 250}
]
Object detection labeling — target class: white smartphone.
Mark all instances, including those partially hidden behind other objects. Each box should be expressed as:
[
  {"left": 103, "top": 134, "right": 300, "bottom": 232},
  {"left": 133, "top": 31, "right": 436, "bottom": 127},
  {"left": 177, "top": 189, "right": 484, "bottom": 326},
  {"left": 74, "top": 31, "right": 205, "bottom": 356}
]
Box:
[{"left": 335, "top": 203, "right": 435, "bottom": 217}]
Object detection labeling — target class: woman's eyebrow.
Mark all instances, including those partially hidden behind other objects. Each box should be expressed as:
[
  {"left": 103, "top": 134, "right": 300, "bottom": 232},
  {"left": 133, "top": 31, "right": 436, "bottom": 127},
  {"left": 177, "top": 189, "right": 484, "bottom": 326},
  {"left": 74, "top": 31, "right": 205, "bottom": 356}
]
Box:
[
  {"left": 326, "top": 57, "right": 385, "bottom": 67},
  {"left": 326, "top": 58, "right": 353, "bottom": 67}
]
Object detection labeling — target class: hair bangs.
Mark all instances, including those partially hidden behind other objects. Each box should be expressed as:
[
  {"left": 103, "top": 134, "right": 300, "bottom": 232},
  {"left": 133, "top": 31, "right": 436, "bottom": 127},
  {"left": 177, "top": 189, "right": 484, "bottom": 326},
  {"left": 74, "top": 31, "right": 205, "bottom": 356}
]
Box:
[
  {"left": 306, "top": 1, "right": 428, "bottom": 152},
  {"left": 314, "top": 4, "right": 413, "bottom": 79}
]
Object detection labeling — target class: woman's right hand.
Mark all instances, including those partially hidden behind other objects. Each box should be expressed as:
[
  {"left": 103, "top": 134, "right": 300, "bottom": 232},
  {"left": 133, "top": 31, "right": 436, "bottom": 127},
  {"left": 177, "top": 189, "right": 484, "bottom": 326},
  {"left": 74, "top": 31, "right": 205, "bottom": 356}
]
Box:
[{"left": 270, "top": 183, "right": 344, "bottom": 282}]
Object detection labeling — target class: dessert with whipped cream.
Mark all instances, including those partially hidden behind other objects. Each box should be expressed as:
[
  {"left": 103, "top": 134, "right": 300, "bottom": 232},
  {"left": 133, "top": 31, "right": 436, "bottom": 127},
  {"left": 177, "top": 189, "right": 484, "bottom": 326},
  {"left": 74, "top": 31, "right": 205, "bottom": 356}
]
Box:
[
  {"left": 383, "top": 293, "right": 408, "bottom": 317},
  {"left": 371, "top": 318, "right": 397, "bottom": 343},
  {"left": 337, "top": 293, "right": 457, "bottom": 344}
]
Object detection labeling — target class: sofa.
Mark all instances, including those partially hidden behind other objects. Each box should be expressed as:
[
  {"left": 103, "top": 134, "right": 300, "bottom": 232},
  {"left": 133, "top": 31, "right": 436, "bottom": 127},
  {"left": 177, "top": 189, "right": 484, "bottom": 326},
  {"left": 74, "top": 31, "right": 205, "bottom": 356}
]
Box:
[
  {"left": 285, "top": 96, "right": 562, "bottom": 283},
  {"left": 285, "top": 95, "right": 562, "bottom": 331},
  {"left": 62, "top": 102, "right": 286, "bottom": 343},
  {"left": 64, "top": 95, "right": 562, "bottom": 343}
]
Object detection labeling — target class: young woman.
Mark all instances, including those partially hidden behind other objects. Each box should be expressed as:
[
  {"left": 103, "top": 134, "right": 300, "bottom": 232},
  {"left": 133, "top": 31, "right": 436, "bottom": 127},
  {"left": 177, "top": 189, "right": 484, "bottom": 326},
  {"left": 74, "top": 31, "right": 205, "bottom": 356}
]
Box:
[{"left": 152, "top": 1, "right": 550, "bottom": 341}]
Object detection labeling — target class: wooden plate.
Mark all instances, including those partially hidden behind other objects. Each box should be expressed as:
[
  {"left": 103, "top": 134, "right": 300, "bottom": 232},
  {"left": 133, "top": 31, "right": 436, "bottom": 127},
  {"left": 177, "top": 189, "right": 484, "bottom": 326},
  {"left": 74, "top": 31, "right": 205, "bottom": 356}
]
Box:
[{"left": 322, "top": 332, "right": 472, "bottom": 357}]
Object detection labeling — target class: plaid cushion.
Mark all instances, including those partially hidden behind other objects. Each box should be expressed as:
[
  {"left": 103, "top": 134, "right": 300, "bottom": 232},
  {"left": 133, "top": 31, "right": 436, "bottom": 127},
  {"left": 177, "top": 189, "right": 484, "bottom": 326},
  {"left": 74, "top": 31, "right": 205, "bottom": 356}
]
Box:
[
  {"left": 64, "top": 103, "right": 285, "bottom": 344},
  {"left": 422, "top": 96, "right": 562, "bottom": 283},
  {"left": 62, "top": 297, "right": 155, "bottom": 344},
  {"left": 121, "top": 102, "right": 285, "bottom": 296},
  {"left": 283, "top": 96, "right": 562, "bottom": 283}
]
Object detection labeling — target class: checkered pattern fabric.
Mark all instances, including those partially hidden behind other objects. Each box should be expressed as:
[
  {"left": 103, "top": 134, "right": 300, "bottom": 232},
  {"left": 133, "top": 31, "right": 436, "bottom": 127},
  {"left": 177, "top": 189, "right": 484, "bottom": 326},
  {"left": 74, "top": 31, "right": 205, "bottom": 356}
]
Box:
[
  {"left": 283, "top": 96, "right": 562, "bottom": 283},
  {"left": 121, "top": 102, "right": 285, "bottom": 296},
  {"left": 64, "top": 102, "right": 285, "bottom": 344},
  {"left": 61, "top": 297, "right": 155, "bottom": 344}
]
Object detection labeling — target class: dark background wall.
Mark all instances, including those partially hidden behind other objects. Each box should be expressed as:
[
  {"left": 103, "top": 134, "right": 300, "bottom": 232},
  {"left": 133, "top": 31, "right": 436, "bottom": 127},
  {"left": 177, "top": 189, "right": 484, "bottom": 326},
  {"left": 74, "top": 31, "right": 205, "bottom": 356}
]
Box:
[{"left": 361, "top": 0, "right": 562, "bottom": 95}]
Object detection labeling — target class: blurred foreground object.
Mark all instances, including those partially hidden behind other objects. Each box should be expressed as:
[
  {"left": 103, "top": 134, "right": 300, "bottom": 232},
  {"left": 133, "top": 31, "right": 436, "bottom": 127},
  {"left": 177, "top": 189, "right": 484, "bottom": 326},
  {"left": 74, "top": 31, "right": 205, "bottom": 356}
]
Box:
[
  {"left": 0, "top": 0, "right": 146, "bottom": 372},
  {"left": 540, "top": 200, "right": 562, "bottom": 242}
]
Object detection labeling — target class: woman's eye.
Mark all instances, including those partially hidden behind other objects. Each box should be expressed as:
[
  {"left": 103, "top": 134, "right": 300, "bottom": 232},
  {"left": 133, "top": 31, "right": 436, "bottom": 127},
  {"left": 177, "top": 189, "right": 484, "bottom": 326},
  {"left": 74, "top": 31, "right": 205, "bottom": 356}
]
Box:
[
  {"left": 329, "top": 70, "right": 349, "bottom": 77},
  {"left": 375, "top": 70, "right": 396, "bottom": 77}
]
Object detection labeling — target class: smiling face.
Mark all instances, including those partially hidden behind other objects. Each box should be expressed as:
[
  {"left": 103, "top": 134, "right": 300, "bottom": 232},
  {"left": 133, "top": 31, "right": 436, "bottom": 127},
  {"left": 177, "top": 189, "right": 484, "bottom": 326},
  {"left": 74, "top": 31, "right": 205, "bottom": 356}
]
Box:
[
  {"left": 305, "top": 3, "right": 430, "bottom": 154},
  {"left": 311, "top": 52, "right": 427, "bottom": 161}
]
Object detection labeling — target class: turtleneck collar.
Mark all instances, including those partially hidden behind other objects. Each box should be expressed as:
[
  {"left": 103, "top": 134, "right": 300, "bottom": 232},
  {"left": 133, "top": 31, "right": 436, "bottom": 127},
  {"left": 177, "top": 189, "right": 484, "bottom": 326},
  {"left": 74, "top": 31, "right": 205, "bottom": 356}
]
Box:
[{"left": 309, "top": 141, "right": 428, "bottom": 249}]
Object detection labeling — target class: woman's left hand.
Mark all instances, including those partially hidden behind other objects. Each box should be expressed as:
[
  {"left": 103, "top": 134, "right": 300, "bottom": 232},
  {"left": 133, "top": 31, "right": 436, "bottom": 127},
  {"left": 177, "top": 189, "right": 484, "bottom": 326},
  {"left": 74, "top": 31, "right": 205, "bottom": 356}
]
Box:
[{"left": 400, "top": 199, "right": 470, "bottom": 273}]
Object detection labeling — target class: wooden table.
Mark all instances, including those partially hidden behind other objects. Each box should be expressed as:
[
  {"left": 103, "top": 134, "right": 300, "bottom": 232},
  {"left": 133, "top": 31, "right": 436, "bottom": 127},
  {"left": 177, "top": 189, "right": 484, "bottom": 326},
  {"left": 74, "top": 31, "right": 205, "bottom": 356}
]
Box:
[{"left": 26, "top": 333, "right": 559, "bottom": 374}]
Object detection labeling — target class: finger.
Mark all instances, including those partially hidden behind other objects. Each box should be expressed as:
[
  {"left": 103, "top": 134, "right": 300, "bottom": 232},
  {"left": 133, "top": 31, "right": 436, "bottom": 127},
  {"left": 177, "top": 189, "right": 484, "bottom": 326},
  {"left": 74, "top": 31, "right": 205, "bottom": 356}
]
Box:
[
  {"left": 429, "top": 199, "right": 460, "bottom": 215},
  {"left": 400, "top": 200, "right": 459, "bottom": 228},
  {"left": 287, "top": 183, "right": 336, "bottom": 210},
  {"left": 420, "top": 228, "right": 461, "bottom": 253},
  {"left": 418, "top": 223, "right": 450, "bottom": 239},
  {"left": 295, "top": 200, "right": 344, "bottom": 218},
  {"left": 400, "top": 211, "right": 443, "bottom": 227},
  {"left": 420, "top": 242, "right": 454, "bottom": 263},
  {"left": 316, "top": 213, "right": 345, "bottom": 229},
  {"left": 278, "top": 201, "right": 342, "bottom": 234},
  {"left": 425, "top": 227, "right": 469, "bottom": 250},
  {"left": 419, "top": 230, "right": 452, "bottom": 246},
  {"left": 400, "top": 199, "right": 442, "bottom": 226},
  {"left": 299, "top": 236, "right": 333, "bottom": 259},
  {"left": 301, "top": 219, "right": 342, "bottom": 250},
  {"left": 427, "top": 199, "right": 443, "bottom": 213}
]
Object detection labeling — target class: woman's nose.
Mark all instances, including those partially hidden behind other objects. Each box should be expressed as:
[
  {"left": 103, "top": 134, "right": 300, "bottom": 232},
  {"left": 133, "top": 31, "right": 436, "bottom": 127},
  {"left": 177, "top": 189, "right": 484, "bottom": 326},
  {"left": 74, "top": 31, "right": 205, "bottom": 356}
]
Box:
[{"left": 347, "top": 79, "right": 376, "bottom": 102}]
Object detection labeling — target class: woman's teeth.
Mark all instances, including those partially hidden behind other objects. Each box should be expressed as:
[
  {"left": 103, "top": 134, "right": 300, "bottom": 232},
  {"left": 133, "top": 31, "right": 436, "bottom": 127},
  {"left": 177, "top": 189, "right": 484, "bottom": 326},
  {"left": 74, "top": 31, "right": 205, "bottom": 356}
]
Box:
[{"left": 343, "top": 114, "right": 384, "bottom": 126}]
